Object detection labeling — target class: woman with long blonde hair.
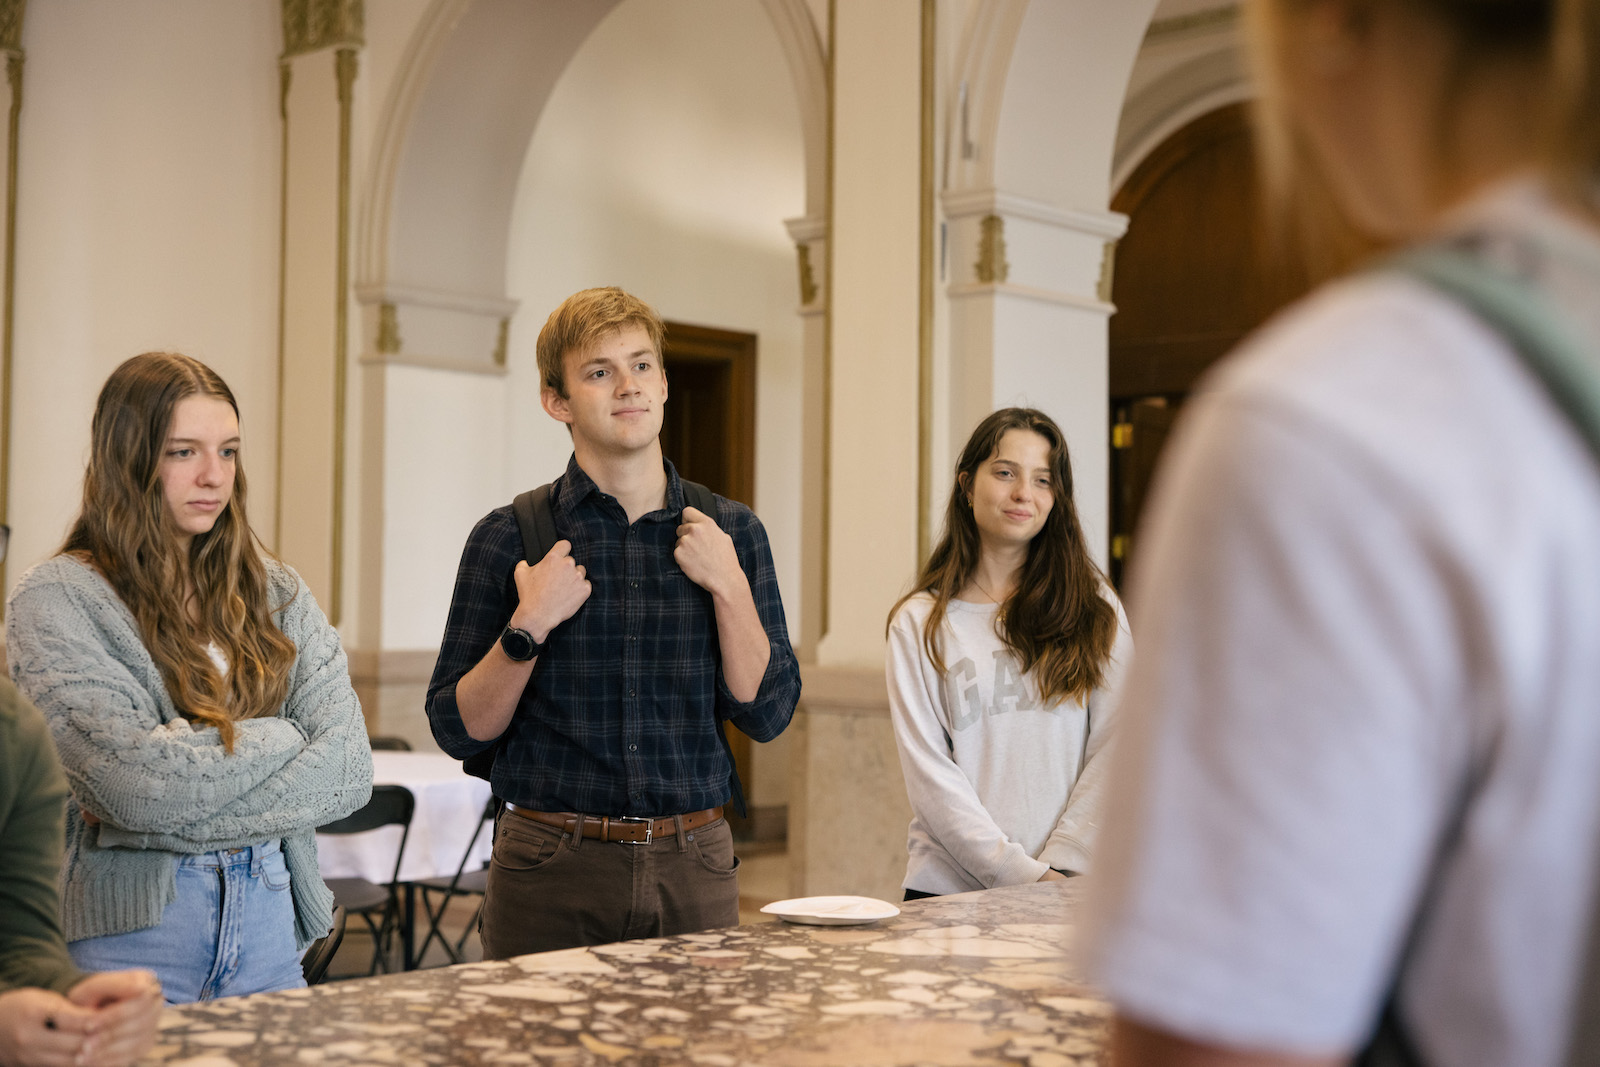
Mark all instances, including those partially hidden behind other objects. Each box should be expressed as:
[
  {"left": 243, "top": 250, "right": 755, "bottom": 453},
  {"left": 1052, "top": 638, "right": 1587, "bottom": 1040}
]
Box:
[
  {"left": 1086, "top": 1, "right": 1600, "bottom": 1065},
  {"left": 885, "top": 407, "right": 1131, "bottom": 897},
  {"left": 6, "top": 352, "right": 371, "bottom": 1003}
]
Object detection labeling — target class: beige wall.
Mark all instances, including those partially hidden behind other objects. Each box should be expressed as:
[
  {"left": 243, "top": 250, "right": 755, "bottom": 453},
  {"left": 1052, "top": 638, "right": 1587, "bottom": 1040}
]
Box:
[{"left": 9, "top": 0, "right": 282, "bottom": 581}]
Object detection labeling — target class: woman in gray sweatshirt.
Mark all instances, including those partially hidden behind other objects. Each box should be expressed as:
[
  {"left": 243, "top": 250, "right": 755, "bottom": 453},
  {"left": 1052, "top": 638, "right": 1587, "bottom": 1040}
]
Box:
[{"left": 6, "top": 351, "right": 372, "bottom": 1004}]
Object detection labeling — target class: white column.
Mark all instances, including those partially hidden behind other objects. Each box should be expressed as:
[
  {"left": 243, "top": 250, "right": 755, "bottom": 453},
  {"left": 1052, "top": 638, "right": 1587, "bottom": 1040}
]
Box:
[
  {"left": 943, "top": 189, "right": 1126, "bottom": 565},
  {"left": 276, "top": 1, "right": 361, "bottom": 625},
  {"left": 784, "top": 213, "right": 827, "bottom": 661},
  {"left": 815, "top": 0, "right": 923, "bottom": 670}
]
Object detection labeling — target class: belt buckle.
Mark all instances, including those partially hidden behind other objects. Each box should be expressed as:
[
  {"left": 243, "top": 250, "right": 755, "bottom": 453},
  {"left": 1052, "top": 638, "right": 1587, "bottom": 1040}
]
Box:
[{"left": 613, "top": 816, "right": 653, "bottom": 845}]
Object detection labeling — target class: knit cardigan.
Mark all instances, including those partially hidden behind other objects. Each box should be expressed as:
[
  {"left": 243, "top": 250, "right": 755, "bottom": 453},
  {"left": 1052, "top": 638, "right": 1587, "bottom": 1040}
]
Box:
[{"left": 5, "top": 554, "right": 373, "bottom": 950}]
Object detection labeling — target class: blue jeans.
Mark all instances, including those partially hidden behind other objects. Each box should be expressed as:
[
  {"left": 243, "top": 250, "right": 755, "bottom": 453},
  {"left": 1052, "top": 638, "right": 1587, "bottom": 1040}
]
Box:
[{"left": 68, "top": 840, "right": 306, "bottom": 1004}]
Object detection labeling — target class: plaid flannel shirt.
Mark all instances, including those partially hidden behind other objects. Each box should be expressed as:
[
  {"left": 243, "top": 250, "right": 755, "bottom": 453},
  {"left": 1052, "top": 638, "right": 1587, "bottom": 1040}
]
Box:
[{"left": 425, "top": 456, "right": 800, "bottom": 816}]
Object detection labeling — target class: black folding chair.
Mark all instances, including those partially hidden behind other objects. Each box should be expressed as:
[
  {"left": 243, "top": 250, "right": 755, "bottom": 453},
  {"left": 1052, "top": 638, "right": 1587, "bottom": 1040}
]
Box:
[
  {"left": 317, "top": 785, "right": 415, "bottom": 975},
  {"left": 407, "top": 795, "right": 499, "bottom": 966},
  {"left": 300, "top": 905, "right": 347, "bottom": 986}
]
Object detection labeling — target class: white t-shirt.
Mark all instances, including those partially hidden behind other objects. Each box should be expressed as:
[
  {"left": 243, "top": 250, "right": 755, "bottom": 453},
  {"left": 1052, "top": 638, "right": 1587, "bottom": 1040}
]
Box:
[
  {"left": 1084, "top": 182, "right": 1600, "bottom": 1066},
  {"left": 887, "top": 590, "right": 1132, "bottom": 893}
]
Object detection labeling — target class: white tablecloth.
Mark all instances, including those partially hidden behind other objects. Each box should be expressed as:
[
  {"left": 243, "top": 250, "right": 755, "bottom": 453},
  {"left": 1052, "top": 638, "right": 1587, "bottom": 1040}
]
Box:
[{"left": 315, "top": 751, "right": 494, "bottom": 884}]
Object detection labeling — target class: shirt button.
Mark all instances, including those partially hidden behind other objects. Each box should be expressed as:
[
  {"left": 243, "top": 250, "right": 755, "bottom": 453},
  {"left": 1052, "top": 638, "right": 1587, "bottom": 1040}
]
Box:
[
  {"left": 631, "top": 580, "right": 639, "bottom": 589},
  {"left": 628, "top": 744, "right": 638, "bottom": 752},
  {"left": 628, "top": 689, "right": 636, "bottom": 698}
]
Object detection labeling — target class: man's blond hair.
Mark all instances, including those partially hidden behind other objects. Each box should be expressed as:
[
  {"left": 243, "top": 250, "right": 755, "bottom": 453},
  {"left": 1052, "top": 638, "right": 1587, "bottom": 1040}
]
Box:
[{"left": 536, "top": 287, "right": 666, "bottom": 398}]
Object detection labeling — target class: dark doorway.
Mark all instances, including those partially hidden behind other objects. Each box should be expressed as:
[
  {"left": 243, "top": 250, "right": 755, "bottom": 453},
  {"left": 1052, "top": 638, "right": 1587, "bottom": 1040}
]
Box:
[
  {"left": 1108, "top": 102, "right": 1315, "bottom": 590},
  {"left": 660, "top": 322, "right": 756, "bottom": 506},
  {"left": 659, "top": 321, "right": 765, "bottom": 840}
]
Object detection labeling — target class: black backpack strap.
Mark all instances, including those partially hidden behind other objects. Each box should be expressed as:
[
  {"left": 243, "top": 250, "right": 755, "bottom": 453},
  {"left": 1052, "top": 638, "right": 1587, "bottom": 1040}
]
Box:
[
  {"left": 681, "top": 479, "right": 716, "bottom": 522},
  {"left": 512, "top": 483, "right": 558, "bottom": 564},
  {"left": 465, "top": 484, "right": 558, "bottom": 784},
  {"left": 677, "top": 480, "right": 748, "bottom": 819}
]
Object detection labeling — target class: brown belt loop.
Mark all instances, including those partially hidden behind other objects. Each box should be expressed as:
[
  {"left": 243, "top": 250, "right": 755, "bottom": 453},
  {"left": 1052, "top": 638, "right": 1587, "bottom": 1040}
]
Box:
[
  {"left": 571, "top": 812, "right": 585, "bottom": 851},
  {"left": 674, "top": 814, "right": 687, "bottom": 852}
]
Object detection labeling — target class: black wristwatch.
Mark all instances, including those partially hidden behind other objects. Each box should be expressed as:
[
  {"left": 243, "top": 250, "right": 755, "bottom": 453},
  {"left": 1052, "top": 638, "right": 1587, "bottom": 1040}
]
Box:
[{"left": 499, "top": 625, "right": 546, "bottom": 662}]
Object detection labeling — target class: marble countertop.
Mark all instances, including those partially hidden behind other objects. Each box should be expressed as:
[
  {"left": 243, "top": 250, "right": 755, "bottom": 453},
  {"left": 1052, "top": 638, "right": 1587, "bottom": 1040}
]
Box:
[{"left": 143, "top": 881, "right": 1108, "bottom": 1066}]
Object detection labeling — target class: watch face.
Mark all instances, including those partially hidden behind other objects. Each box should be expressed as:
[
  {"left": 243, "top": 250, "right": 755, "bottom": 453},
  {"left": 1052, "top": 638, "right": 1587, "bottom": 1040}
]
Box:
[{"left": 501, "top": 626, "right": 536, "bottom": 661}]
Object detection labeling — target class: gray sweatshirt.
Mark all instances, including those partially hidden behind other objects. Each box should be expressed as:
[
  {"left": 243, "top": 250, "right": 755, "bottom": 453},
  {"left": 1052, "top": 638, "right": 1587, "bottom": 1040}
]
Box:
[
  {"left": 6, "top": 554, "right": 372, "bottom": 949},
  {"left": 886, "top": 591, "right": 1131, "bottom": 893}
]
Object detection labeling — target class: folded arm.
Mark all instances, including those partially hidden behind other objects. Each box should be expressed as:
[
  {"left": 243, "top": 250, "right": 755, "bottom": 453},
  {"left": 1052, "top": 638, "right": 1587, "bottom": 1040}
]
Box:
[{"left": 97, "top": 571, "right": 372, "bottom": 851}]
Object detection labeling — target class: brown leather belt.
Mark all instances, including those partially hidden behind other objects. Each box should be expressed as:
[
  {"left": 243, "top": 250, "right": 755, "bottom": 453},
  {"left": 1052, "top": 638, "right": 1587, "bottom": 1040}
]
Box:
[{"left": 504, "top": 804, "right": 723, "bottom": 844}]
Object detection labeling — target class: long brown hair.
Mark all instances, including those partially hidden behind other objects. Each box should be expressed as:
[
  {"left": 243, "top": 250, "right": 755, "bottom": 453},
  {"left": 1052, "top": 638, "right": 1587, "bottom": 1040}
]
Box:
[
  {"left": 61, "top": 352, "right": 296, "bottom": 751},
  {"left": 888, "top": 408, "right": 1118, "bottom": 706}
]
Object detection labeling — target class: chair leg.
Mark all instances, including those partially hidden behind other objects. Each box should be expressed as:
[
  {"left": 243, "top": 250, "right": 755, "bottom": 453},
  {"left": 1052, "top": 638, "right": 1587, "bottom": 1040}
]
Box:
[
  {"left": 451, "top": 898, "right": 484, "bottom": 963},
  {"left": 414, "top": 886, "right": 463, "bottom": 967}
]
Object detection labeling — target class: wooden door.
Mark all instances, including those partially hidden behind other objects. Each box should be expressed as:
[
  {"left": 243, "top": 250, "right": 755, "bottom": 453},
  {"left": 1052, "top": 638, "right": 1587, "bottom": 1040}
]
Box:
[
  {"left": 659, "top": 321, "right": 760, "bottom": 836},
  {"left": 1108, "top": 102, "right": 1314, "bottom": 589}
]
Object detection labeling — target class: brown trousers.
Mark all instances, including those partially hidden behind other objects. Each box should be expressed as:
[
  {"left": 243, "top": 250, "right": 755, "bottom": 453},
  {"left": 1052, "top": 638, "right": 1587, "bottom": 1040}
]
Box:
[{"left": 479, "top": 811, "right": 741, "bottom": 959}]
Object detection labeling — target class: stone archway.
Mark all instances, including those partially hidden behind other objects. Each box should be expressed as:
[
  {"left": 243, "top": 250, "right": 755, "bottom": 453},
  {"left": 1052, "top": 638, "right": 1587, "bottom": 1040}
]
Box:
[{"left": 939, "top": 0, "right": 1162, "bottom": 568}]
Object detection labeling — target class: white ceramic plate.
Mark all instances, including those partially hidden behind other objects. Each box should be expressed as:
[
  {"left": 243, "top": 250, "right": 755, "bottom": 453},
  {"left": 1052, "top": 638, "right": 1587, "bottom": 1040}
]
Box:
[{"left": 760, "top": 895, "right": 901, "bottom": 926}]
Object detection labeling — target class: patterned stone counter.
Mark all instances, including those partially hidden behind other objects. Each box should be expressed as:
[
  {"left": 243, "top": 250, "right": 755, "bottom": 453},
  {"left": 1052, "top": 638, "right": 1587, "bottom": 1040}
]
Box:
[{"left": 143, "top": 881, "right": 1108, "bottom": 1066}]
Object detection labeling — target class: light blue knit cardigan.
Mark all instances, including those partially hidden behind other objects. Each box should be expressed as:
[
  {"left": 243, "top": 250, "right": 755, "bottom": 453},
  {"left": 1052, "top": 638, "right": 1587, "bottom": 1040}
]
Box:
[{"left": 5, "top": 555, "right": 373, "bottom": 950}]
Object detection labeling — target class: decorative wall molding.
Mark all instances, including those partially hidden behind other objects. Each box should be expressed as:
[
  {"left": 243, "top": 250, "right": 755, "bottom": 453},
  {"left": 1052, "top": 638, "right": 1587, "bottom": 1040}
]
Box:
[
  {"left": 281, "top": 0, "right": 364, "bottom": 57},
  {"left": 946, "top": 280, "right": 1116, "bottom": 316},
  {"left": 1145, "top": 5, "right": 1237, "bottom": 42},
  {"left": 375, "top": 302, "right": 401, "bottom": 353},
  {"left": 795, "top": 243, "right": 818, "bottom": 306},
  {"left": 355, "top": 283, "right": 519, "bottom": 373},
  {"left": 974, "top": 214, "right": 1009, "bottom": 284},
  {"left": 784, "top": 214, "right": 827, "bottom": 314},
  {"left": 0, "top": 0, "right": 23, "bottom": 52},
  {"left": 943, "top": 187, "right": 1127, "bottom": 239},
  {"left": 943, "top": 187, "right": 1126, "bottom": 308},
  {"left": 356, "top": 283, "right": 521, "bottom": 318},
  {"left": 492, "top": 318, "right": 508, "bottom": 368}
]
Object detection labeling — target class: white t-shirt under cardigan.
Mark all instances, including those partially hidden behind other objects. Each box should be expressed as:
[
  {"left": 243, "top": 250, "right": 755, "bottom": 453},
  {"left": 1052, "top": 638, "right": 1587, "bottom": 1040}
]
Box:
[
  {"left": 1084, "top": 181, "right": 1600, "bottom": 1067},
  {"left": 886, "top": 590, "right": 1132, "bottom": 894}
]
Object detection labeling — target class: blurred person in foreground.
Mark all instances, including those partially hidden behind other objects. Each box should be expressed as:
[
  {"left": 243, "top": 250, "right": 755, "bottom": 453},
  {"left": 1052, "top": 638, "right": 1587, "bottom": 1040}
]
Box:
[
  {"left": 1, "top": 526, "right": 162, "bottom": 1067},
  {"left": 1085, "top": 1, "right": 1600, "bottom": 1065}
]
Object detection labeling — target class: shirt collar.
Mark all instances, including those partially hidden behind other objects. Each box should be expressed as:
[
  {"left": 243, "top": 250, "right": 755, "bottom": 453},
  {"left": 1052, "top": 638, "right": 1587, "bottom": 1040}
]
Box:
[{"left": 558, "top": 454, "right": 686, "bottom": 520}]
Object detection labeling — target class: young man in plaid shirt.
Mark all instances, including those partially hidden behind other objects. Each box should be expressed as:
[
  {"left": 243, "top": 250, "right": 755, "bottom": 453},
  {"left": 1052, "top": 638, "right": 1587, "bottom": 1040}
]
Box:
[{"left": 426, "top": 287, "right": 800, "bottom": 957}]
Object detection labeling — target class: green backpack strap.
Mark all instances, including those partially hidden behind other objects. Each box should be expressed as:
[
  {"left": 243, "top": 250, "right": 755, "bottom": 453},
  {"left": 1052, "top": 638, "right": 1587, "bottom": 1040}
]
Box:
[{"left": 1389, "top": 244, "right": 1600, "bottom": 459}]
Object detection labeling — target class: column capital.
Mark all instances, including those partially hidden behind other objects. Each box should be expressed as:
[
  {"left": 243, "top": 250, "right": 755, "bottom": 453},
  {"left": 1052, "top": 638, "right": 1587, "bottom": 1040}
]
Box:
[{"left": 281, "top": 0, "right": 364, "bottom": 58}]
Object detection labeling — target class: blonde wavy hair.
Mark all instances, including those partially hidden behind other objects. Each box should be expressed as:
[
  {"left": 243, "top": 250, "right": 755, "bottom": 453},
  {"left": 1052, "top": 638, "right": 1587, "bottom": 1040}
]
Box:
[{"left": 62, "top": 352, "right": 296, "bottom": 752}]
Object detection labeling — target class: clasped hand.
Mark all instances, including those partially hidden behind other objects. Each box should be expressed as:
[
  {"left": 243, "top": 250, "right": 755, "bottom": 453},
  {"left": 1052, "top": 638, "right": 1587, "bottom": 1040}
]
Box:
[
  {"left": 674, "top": 506, "right": 746, "bottom": 600},
  {"left": 511, "top": 540, "right": 591, "bottom": 642},
  {"left": 0, "top": 971, "right": 163, "bottom": 1067},
  {"left": 511, "top": 508, "right": 744, "bottom": 640}
]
